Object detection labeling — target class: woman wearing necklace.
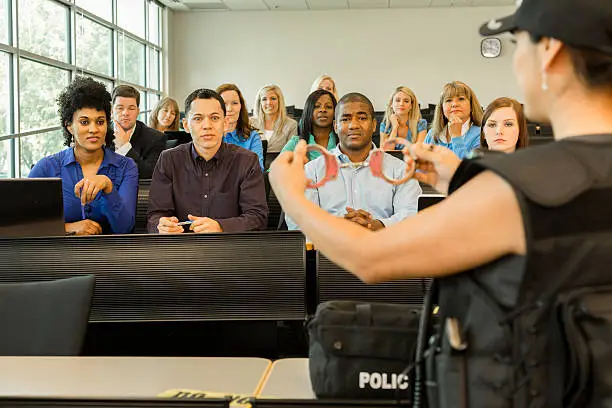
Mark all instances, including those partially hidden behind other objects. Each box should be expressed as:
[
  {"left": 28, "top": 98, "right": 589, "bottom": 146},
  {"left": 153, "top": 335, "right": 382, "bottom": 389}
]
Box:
[
  {"left": 29, "top": 77, "right": 138, "bottom": 235},
  {"left": 424, "top": 81, "right": 484, "bottom": 159},
  {"left": 380, "top": 86, "right": 428, "bottom": 148},
  {"left": 250, "top": 84, "right": 298, "bottom": 153},
  {"left": 281, "top": 89, "right": 338, "bottom": 163}
]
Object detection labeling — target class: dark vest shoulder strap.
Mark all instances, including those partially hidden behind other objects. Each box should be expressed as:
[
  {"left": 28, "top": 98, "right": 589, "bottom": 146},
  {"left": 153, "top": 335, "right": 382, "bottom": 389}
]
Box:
[{"left": 448, "top": 141, "right": 605, "bottom": 206}]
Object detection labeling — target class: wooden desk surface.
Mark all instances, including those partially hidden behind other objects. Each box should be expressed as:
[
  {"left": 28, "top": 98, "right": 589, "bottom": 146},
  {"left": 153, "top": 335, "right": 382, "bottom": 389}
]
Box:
[
  {"left": 0, "top": 356, "right": 271, "bottom": 398},
  {"left": 259, "top": 358, "right": 315, "bottom": 399}
]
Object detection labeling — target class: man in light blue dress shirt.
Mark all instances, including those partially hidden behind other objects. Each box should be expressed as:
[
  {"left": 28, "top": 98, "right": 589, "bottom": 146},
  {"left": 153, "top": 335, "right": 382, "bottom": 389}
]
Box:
[{"left": 286, "top": 93, "right": 421, "bottom": 231}]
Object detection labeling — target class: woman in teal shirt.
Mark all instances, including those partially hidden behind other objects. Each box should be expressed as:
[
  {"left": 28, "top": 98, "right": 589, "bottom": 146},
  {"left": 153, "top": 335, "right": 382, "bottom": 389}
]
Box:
[{"left": 281, "top": 89, "right": 337, "bottom": 162}]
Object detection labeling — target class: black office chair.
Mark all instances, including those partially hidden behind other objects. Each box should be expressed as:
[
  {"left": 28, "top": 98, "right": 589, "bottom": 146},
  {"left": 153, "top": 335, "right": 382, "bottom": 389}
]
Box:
[
  {"left": 0, "top": 275, "right": 94, "bottom": 356},
  {"left": 293, "top": 108, "right": 303, "bottom": 121},
  {"left": 134, "top": 179, "right": 152, "bottom": 234},
  {"left": 285, "top": 105, "right": 295, "bottom": 118},
  {"left": 262, "top": 139, "right": 268, "bottom": 158},
  {"left": 264, "top": 152, "right": 280, "bottom": 171},
  {"left": 266, "top": 187, "right": 286, "bottom": 231}
]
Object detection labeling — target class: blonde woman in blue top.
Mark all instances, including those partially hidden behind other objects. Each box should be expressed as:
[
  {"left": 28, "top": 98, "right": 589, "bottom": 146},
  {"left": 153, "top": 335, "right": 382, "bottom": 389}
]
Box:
[
  {"left": 216, "top": 83, "right": 264, "bottom": 169},
  {"left": 380, "top": 86, "right": 427, "bottom": 149},
  {"left": 424, "top": 81, "right": 484, "bottom": 159},
  {"left": 281, "top": 89, "right": 338, "bottom": 162}
]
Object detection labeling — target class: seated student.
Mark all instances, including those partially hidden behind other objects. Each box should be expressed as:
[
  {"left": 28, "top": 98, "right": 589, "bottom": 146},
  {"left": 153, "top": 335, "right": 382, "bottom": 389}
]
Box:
[
  {"left": 424, "top": 81, "right": 483, "bottom": 159},
  {"left": 380, "top": 86, "right": 428, "bottom": 148},
  {"left": 147, "top": 88, "right": 268, "bottom": 234},
  {"left": 249, "top": 84, "right": 298, "bottom": 153},
  {"left": 480, "top": 97, "right": 529, "bottom": 153},
  {"left": 29, "top": 77, "right": 138, "bottom": 235},
  {"left": 112, "top": 85, "right": 167, "bottom": 179},
  {"left": 281, "top": 89, "right": 338, "bottom": 162},
  {"left": 149, "top": 97, "right": 180, "bottom": 132},
  {"left": 310, "top": 74, "right": 339, "bottom": 102},
  {"left": 286, "top": 93, "right": 421, "bottom": 231},
  {"left": 216, "top": 84, "right": 264, "bottom": 169}
]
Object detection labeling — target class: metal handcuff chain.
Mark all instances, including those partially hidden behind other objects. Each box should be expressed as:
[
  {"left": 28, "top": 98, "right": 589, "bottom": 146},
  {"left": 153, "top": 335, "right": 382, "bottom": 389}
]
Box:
[{"left": 305, "top": 138, "right": 418, "bottom": 189}]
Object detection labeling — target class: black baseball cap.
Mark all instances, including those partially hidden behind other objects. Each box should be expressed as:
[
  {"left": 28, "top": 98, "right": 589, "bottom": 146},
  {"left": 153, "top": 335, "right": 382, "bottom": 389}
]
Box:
[{"left": 479, "top": 0, "right": 612, "bottom": 55}]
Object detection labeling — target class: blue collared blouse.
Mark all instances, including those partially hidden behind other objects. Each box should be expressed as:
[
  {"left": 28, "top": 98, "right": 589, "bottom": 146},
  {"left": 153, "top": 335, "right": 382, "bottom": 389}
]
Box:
[{"left": 28, "top": 146, "right": 138, "bottom": 234}]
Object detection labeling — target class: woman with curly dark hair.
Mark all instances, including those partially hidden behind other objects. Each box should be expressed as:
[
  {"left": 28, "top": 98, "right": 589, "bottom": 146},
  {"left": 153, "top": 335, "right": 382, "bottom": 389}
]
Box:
[{"left": 29, "top": 76, "right": 138, "bottom": 235}]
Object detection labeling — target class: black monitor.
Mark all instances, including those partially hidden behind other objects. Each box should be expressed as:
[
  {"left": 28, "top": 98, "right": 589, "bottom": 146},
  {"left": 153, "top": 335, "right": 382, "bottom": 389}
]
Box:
[
  {"left": 0, "top": 396, "right": 230, "bottom": 408},
  {"left": 164, "top": 131, "right": 192, "bottom": 146},
  {"left": 386, "top": 151, "right": 403, "bottom": 161},
  {"left": 418, "top": 194, "right": 444, "bottom": 212},
  {"left": 0, "top": 178, "right": 64, "bottom": 237}
]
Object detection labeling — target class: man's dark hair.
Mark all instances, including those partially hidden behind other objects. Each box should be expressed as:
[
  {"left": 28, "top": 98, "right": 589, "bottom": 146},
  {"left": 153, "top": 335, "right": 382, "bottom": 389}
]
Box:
[
  {"left": 335, "top": 92, "right": 375, "bottom": 121},
  {"left": 58, "top": 76, "right": 113, "bottom": 147},
  {"left": 184, "top": 88, "right": 226, "bottom": 117},
  {"left": 298, "top": 89, "right": 338, "bottom": 142},
  {"left": 112, "top": 84, "right": 140, "bottom": 106}
]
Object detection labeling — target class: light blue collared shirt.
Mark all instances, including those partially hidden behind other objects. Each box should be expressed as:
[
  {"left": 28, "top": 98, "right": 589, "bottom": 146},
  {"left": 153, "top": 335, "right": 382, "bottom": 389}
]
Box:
[
  {"left": 286, "top": 144, "right": 421, "bottom": 230},
  {"left": 424, "top": 124, "right": 481, "bottom": 159}
]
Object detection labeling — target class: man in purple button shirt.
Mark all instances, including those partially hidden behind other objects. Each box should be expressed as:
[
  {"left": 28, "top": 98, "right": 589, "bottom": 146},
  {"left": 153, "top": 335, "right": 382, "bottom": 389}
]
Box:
[{"left": 147, "top": 89, "right": 268, "bottom": 233}]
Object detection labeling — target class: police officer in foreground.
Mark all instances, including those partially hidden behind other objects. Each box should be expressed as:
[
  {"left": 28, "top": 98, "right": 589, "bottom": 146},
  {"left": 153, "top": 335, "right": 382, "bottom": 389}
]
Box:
[{"left": 270, "top": 0, "right": 612, "bottom": 406}]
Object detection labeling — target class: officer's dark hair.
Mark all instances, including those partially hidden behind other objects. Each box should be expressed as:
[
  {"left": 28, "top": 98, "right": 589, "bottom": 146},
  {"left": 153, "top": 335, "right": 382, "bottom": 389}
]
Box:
[
  {"left": 529, "top": 34, "right": 612, "bottom": 92},
  {"left": 567, "top": 47, "right": 612, "bottom": 92}
]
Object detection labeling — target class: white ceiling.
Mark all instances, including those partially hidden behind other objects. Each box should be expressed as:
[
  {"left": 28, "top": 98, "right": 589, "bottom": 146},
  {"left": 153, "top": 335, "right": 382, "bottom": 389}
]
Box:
[{"left": 161, "top": 0, "right": 515, "bottom": 11}]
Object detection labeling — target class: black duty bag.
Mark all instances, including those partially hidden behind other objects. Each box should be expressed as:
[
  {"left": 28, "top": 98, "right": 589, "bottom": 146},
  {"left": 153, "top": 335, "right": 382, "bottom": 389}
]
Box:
[{"left": 308, "top": 300, "right": 421, "bottom": 399}]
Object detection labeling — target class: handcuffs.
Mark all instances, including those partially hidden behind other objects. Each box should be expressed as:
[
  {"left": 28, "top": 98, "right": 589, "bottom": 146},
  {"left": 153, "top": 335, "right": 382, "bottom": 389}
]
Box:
[{"left": 306, "top": 138, "right": 418, "bottom": 189}]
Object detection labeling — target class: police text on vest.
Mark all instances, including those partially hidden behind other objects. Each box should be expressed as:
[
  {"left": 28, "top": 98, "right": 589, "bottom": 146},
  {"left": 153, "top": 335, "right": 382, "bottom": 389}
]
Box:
[{"left": 358, "top": 372, "right": 409, "bottom": 390}]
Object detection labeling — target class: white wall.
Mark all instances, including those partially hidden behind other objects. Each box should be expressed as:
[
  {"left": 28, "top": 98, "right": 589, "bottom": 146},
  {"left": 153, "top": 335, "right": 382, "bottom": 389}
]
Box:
[{"left": 170, "top": 6, "right": 519, "bottom": 111}]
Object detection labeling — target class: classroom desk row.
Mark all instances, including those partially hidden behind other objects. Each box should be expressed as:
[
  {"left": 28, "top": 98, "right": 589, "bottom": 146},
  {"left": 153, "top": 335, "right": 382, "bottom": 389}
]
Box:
[
  {"left": 0, "top": 356, "right": 313, "bottom": 400},
  {"left": 0, "top": 231, "right": 429, "bottom": 323}
]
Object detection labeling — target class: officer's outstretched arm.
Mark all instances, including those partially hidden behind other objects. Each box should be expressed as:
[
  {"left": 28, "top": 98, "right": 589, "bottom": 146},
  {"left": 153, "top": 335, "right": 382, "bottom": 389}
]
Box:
[{"left": 271, "top": 145, "right": 525, "bottom": 283}]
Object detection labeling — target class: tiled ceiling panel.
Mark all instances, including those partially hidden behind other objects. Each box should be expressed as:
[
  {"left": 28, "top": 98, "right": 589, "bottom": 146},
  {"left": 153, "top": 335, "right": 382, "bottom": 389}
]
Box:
[
  {"left": 264, "top": 0, "right": 309, "bottom": 10},
  {"left": 223, "top": 0, "right": 270, "bottom": 10},
  {"left": 181, "top": 0, "right": 228, "bottom": 9},
  {"left": 349, "top": 0, "right": 389, "bottom": 8},
  {"left": 390, "top": 0, "right": 432, "bottom": 7},
  {"left": 473, "top": 0, "right": 514, "bottom": 5},
  {"left": 307, "top": 0, "right": 349, "bottom": 9},
  {"left": 430, "top": 0, "right": 452, "bottom": 6},
  {"left": 162, "top": 0, "right": 515, "bottom": 11}
]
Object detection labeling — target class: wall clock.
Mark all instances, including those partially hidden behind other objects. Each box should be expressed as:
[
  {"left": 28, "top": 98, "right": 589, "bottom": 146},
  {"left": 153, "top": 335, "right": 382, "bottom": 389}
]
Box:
[{"left": 481, "top": 37, "right": 502, "bottom": 58}]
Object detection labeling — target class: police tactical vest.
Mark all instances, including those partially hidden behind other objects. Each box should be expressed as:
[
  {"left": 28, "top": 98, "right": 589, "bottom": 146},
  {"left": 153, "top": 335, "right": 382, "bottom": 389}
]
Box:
[{"left": 424, "top": 135, "right": 612, "bottom": 408}]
